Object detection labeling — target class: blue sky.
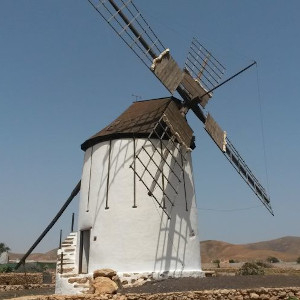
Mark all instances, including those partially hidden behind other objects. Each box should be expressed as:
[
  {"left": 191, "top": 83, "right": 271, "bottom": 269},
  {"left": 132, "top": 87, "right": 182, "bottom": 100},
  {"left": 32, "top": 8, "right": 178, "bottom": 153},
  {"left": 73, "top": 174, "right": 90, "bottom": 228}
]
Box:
[{"left": 1, "top": 0, "right": 299, "bottom": 253}]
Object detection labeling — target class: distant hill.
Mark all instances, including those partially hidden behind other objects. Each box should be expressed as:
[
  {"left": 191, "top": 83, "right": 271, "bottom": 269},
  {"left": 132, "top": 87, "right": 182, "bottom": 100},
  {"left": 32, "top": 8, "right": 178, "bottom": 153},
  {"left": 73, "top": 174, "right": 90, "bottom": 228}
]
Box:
[
  {"left": 9, "top": 248, "right": 57, "bottom": 262},
  {"left": 200, "top": 236, "right": 300, "bottom": 263},
  {"left": 8, "top": 236, "right": 300, "bottom": 264}
]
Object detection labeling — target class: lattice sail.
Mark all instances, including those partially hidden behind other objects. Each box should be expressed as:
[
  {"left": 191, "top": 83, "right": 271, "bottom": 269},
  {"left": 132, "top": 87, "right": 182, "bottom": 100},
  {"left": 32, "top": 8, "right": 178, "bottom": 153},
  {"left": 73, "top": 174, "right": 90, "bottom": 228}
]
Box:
[
  {"left": 204, "top": 113, "right": 273, "bottom": 215},
  {"left": 185, "top": 37, "right": 226, "bottom": 107},
  {"left": 130, "top": 111, "right": 193, "bottom": 219},
  {"left": 88, "top": 0, "right": 165, "bottom": 67}
]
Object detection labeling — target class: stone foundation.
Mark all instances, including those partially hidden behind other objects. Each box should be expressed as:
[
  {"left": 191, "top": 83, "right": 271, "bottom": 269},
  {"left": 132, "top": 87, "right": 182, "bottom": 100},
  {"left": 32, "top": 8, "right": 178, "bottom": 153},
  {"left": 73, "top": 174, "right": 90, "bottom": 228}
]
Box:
[{"left": 118, "top": 270, "right": 205, "bottom": 287}]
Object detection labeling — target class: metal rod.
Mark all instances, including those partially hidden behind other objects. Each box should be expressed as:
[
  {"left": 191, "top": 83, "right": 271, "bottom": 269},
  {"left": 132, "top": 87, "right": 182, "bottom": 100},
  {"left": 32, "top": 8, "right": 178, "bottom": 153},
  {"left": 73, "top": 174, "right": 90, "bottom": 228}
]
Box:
[
  {"left": 107, "top": 0, "right": 157, "bottom": 59},
  {"left": 130, "top": 165, "right": 171, "bottom": 219},
  {"left": 181, "top": 152, "right": 188, "bottom": 212},
  {"left": 105, "top": 140, "right": 112, "bottom": 209},
  {"left": 198, "top": 61, "right": 257, "bottom": 103},
  {"left": 135, "top": 154, "right": 175, "bottom": 206},
  {"left": 86, "top": 146, "right": 94, "bottom": 212},
  {"left": 15, "top": 180, "right": 81, "bottom": 270},
  {"left": 60, "top": 252, "right": 63, "bottom": 274},
  {"left": 160, "top": 140, "right": 166, "bottom": 209},
  {"left": 71, "top": 213, "right": 75, "bottom": 232},
  {"left": 132, "top": 137, "right": 137, "bottom": 208},
  {"left": 59, "top": 229, "right": 62, "bottom": 249},
  {"left": 142, "top": 145, "right": 178, "bottom": 195}
]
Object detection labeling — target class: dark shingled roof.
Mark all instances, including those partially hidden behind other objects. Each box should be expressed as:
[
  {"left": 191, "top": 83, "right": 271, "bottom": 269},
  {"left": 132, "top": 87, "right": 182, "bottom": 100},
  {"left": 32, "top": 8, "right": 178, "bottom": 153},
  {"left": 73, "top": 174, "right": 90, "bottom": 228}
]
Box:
[{"left": 81, "top": 97, "right": 189, "bottom": 151}]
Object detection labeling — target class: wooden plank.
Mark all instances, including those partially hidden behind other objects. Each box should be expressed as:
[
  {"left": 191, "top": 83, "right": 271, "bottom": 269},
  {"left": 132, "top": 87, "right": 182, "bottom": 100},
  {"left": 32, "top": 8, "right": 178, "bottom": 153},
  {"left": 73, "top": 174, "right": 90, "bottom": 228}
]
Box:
[
  {"left": 181, "top": 69, "right": 211, "bottom": 108},
  {"left": 163, "top": 101, "right": 194, "bottom": 149},
  {"left": 152, "top": 54, "right": 183, "bottom": 93},
  {"left": 205, "top": 113, "right": 226, "bottom": 152}
]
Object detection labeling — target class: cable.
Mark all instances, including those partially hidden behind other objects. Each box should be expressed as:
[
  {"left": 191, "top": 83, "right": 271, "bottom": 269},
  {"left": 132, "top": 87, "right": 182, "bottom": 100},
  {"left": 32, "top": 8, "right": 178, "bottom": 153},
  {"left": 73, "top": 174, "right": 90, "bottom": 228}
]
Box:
[
  {"left": 197, "top": 204, "right": 264, "bottom": 212},
  {"left": 255, "top": 64, "right": 270, "bottom": 194}
]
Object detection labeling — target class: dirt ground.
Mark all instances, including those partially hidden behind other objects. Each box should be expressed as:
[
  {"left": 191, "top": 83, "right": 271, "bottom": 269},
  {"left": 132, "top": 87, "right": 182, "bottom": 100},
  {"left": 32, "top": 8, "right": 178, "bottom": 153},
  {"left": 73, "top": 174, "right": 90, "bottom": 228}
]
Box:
[
  {"left": 123, "top": 275, "right": 300, "bottom": 294},
  {"left": 1, "top": 275, "right": 300, "bottom": 299}
]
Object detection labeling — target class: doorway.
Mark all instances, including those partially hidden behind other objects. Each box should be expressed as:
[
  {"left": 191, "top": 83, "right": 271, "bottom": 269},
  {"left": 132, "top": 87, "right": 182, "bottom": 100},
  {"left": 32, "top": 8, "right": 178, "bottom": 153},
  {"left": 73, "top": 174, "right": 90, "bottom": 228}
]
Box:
[{"left": 79, "top": 229, "right": 91, "bottom": 274}]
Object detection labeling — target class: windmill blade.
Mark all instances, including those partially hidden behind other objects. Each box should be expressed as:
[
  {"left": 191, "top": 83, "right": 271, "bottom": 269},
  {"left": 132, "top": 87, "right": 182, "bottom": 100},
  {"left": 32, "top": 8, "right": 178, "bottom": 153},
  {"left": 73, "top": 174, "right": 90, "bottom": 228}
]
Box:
[
  {"left": 88, "top": 1, "right": 226, "bottom": 103},
  {"left": 184, "top": 37, "right": 226, "bottom": 108},
  {"left": 87, "top": 0, "right": 184, "bottom": 94},
  {"left": 204, "top": 114, "right": 273, "bottom": 216},
  {"left": 87, "top": 0, "right": 163, "bottom": 65}
]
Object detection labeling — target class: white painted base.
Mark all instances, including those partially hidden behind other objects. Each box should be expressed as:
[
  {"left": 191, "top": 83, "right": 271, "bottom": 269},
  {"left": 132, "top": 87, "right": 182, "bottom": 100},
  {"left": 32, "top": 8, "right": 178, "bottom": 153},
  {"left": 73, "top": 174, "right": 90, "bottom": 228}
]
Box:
[
  {"left": 76, "top": 138, "right": 203, "bottom": 276},
  {"left": 118, "top": 270, "right": 205, "bottom": 287},
  {"left": 56, "top": 269, "right": 205, "bottom": 294}
]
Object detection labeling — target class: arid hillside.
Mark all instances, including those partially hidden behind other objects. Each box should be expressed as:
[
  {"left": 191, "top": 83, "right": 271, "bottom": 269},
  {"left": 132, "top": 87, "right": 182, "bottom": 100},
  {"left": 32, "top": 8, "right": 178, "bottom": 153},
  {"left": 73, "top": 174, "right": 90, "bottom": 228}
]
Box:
[
  {"left": 8, "top": 236, "right": 300, "bottom": 263},
  {"left": 9, "top": 248, "right": 57, "bottom": 262},
  {"left": 200, "top": 236, "right": 300, "bottom": 263}
]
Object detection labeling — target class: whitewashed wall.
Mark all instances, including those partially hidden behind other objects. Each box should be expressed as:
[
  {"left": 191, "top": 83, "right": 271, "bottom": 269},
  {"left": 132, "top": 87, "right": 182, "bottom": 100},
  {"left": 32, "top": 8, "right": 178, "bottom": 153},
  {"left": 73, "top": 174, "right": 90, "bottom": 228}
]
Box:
[{"left": 75, "top": 138, "right": 203, "bottom": 276}]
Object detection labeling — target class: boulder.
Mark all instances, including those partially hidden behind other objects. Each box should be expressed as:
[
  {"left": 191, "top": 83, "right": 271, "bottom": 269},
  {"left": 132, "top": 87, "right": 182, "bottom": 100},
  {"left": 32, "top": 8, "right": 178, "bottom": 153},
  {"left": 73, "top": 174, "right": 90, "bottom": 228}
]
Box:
[
  {"left": 93, "top": 276, "right": 118, "bottom": 294},
  {"left": 93, "top": 268, "right": 117, "bottom": 279}
]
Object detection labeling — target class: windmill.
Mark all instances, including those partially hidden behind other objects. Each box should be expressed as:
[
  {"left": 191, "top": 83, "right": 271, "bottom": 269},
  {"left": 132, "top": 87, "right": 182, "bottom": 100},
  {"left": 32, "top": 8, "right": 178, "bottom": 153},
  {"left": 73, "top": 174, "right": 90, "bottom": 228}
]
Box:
[{"left": 15, "top": 0, "right": 273, "bottom": 295}]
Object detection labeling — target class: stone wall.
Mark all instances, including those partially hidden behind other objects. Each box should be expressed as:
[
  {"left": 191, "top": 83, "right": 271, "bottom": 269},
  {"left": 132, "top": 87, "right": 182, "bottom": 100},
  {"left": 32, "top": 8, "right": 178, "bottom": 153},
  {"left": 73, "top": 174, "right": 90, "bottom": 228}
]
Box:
[
  {"left": 0, "top": 283, "right": 53, "bottom": 292},
  {"left": 12, "top": 287, "right": 300, "bottom": 300},
  {"left": 0, "top": 273, "right": 43, "bottom": 285}
]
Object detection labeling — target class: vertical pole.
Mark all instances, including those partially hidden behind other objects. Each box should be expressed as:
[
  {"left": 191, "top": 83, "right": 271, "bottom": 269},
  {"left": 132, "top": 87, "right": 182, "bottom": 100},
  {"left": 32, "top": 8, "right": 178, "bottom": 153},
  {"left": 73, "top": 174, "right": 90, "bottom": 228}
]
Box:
[
  {"left": 86, "top": 146, "right": 94, "bottom": 212},
  {"left": 71, "top": 213, "right": 75, "bottom": 232},
  {"left": 59, "top": 229, "right": 62, "bottom": 249},
  {"left": 60, "top": 253, "right": 63, "bottom": 274},
  {"left": 132, "top": 138, "right": 137, "bottom": 208},
  {"left": 160, "top": 140, "right": 166, "bottom": 209},
  {"left": 105, "top": 140, "right": 112, "bottom": 209},
  {"left": 181, "top": 152, "right": 188, "bottom": 212}
]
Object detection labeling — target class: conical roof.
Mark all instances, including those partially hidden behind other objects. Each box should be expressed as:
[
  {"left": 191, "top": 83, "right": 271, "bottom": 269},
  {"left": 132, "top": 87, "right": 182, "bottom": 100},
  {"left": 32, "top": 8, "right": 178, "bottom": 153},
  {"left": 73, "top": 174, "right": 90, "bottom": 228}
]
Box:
[{"left": 81, "top": 97, "right": 192, "bottom": 151}]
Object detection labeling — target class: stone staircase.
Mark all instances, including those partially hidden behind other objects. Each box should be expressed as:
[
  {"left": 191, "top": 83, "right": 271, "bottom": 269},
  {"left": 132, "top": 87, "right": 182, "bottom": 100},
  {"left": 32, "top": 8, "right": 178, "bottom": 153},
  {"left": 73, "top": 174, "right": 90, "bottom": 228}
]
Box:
[
  {"left": 57, "top": 232, "right": 77, "bottom": 276},
  {"left": 56, "top": 232, "right": 91, "bottom": 294}
]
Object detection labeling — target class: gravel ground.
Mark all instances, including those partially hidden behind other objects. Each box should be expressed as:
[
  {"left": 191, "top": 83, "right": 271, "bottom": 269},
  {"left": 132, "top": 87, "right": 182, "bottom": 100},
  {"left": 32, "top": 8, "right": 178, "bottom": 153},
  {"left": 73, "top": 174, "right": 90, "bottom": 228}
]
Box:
[
  {"left": 123, "top": 275, "right": 300, "bottom": 294},
  {"left": 1, "top": 275, "right": 300, "bottom": 299}
]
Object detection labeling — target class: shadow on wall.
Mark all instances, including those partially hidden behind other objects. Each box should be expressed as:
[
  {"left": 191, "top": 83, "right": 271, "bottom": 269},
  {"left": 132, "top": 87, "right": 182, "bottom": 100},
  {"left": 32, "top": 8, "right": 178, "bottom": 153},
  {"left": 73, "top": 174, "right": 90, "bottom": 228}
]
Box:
[{"left": 153, "top": 147, "right": 196, "bottom": 274}]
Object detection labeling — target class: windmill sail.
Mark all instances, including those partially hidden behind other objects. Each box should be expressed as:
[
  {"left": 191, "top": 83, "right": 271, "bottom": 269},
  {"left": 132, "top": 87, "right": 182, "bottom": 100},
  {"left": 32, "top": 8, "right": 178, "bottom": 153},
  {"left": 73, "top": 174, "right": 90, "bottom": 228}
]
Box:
[
  {"left": 130, "top": 100, "right": 194, "bottom": 218},
  {"left": 224, "top": 138, "right": 273, "bottom": 215},
  {"left": 185, "top": 38, "right": 226, "bottom": 91},
  {"left": 88, "top": 0, "right": 273, "bottom": 216},
  {"left": 87, "top": 0, "right": 164, "bottom": 66},
  {"left": 204, "top": 114, "right": 273, "bottom": 215}
]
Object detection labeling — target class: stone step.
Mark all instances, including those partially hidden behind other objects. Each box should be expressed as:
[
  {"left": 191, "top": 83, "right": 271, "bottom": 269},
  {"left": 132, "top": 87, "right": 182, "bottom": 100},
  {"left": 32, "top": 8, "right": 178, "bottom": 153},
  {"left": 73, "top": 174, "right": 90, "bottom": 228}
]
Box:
[
  {"left": 74, "top": 284, "right": 90, "bottom": 288},
  {"left": 61, "top": 242, "right": 73, "bottom": 245},
  {"left": 57, "top": 260, "right": 74, "bottom": 266},
  {"left": 63, "top": 248, "right": 76, "bottom": 252},
  {"left": 61, "top": 273, "right": 78, "bottom": 278}
]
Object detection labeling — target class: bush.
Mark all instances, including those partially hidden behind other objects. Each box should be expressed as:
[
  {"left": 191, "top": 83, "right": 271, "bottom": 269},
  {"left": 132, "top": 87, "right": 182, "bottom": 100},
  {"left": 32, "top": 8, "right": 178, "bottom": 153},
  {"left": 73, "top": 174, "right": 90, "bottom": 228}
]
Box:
[
  {"left": 212, "top": 259, "right": 220, "bottom": 268},
  {"left": 256, "top": 261, "right": 272, "bottom": 268},
  {"left": 267, "top": 256, "right": 280, "bottom": 263},
  {"left": 297, "top": 257, "right": 300, "bottom": 264},
  {"left": 229, "top": 259, "right": 235, "bottom": 263},
  {"left": 237, "top": 262, "right": 265, "bottom": 276},
  {"left": 0, "top": 265, "right": 13, "bottom": 273}
]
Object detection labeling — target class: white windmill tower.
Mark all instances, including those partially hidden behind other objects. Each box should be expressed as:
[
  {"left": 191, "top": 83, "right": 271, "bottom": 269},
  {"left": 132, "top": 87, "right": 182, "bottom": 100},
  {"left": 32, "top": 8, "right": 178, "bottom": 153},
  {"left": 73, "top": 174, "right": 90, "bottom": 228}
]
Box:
[
  {"left": 14, "top": 0, "right": 273, "bottom": 295},
  {"left": 55, "top": 0, "right": 273, "bottom": 294}
]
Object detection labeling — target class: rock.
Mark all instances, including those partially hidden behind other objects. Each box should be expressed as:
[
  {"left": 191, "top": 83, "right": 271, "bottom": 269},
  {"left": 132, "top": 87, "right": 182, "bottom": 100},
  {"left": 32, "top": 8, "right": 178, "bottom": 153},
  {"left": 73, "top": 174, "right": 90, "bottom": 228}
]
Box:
[
  {"left": 68, "top": 277, "right": 89, "bottom": 284},
  {"left": 112, "top": 275, "right": 123, "bottom": 289},
  {"left": 250, "top": 293, "right": 260, "bottom": 299},
  {"left": 93, "top": 276, "right": 118, "bottom": 294},
  {"left": 278, "top": 291, "right": 286, "bottom": 297},
  {"left": 94, "top": 268, "right": 117, "bottom": 279}
]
